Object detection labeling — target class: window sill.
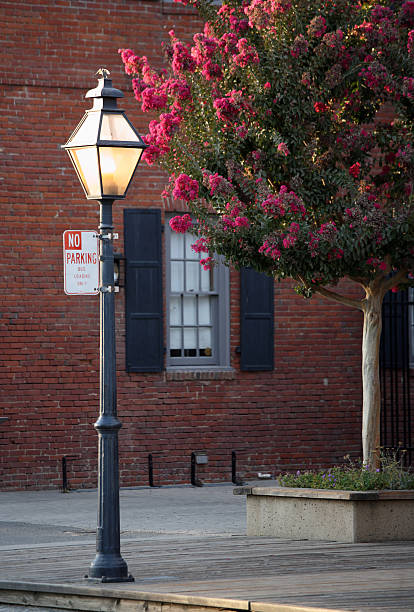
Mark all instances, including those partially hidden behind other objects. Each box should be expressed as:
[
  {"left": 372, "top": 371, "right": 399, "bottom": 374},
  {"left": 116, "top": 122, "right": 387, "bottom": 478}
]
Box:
[{"left": 165, "top": 368, "right": 236, "bottom": 381}]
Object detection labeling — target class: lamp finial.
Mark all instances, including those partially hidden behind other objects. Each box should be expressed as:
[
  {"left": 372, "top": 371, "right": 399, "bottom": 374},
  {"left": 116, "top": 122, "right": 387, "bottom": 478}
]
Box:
[{"left": 96, "top": 68, "right": 110, "bottom": 79}]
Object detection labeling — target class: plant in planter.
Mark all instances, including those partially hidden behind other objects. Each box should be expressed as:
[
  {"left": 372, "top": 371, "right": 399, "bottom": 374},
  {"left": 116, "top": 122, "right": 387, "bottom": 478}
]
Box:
[
  {"left": 234, "top": 453, "right": 414, "bottom": 542},
  {"left": 121, "top": 0, "right": 414, "bottom": 469},
  {"left": 279, "top": 452, "right": 414, "bottom": 490}
]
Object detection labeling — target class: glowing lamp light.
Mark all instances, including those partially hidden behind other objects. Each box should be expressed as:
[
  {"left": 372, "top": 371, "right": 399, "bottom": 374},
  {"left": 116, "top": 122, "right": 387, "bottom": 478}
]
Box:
[{"left": 62, "top": 68, "right": 147, "bottom": 200}]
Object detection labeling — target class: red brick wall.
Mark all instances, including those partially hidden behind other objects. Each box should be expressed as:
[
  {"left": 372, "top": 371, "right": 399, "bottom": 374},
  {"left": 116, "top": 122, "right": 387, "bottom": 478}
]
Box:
[{"left": 0, "top": 0, "right": 364, "bottom": 491}]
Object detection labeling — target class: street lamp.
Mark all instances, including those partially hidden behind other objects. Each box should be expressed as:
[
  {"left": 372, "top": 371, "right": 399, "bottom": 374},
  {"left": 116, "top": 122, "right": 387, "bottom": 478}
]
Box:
[{"left": 62, "top": 68, "right": 146, "bottom": 582}]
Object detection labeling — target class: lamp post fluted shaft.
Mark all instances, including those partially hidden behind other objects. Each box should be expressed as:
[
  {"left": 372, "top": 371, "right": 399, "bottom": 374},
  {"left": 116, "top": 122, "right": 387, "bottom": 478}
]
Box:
[{"left": 88, "top": 200, "right": 133, "bottom": 582}]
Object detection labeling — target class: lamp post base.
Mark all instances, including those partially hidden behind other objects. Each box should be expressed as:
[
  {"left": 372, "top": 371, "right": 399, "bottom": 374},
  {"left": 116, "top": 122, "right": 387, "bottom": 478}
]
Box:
[
  {"left": 87, "top": 552, "right": 135, "bottom": 583},
  {"left": 86, "top": 576, "right": 135, "bottom": 583}
]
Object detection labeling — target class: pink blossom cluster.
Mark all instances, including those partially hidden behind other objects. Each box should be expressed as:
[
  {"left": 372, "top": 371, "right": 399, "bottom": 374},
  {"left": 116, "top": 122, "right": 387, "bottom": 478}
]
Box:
[
  {"left": 314, "top": 102, "right": 329, "bottom": 113},
  {"left": 282, "top": 222, "right": 300, "bottom": 249},
  {"left": 355, "top": 15, "right": 397, "bottom": 46},
  {"left": 408, "top": 30, "right": 414, "bottom": 54},
  {"left": 306, "top": 15, "right": 327, "bottom": 38},
  {"left": 259, "top": 238, "right": 281, "bottom": 260},
  {"left": 120, "top": 51, "right": 160, "bottom": 89},
  {"left": 349, "top": 162, "right": 361, "bottom": 178},
  {"left": 143, "top": 112, "right": 182, "bottom": 165},
  {"left": 218, "top": 4, "right": 249, "bottom": 33},
  {"left": 191, "top": 237, "right": 210, "bottom": 254},
  {"left": 290, "top": 34, "right": 309, "bottom": 58},
  {"left": 244, "top": 0, "right": 292, "bottom": 30},
  {"left": 202, "top": 170, "right": 233, "bottom": 196},
  {"left": 192, "top": 32, "right": 219, "bottom": 65},
  {"left": 322, "top": 29, "right": 344, "bottom": 50},
  {"left": 220, "top": 198, "right": 249, "bottom": 231},
  {"left": 366, "top": 257, "right": 387, "bottom": 271},
  {"left": 318, "top": 221, "right": 337, "bottom": 240},
  {"left": 308, "top": 234, "right": 320, "bottom": 257},
  {"left": 277, "top": 142, "right": 290, "bottom": 156},
  {"left": 202, "top": 61, "right": 223, "bottom": 81},
  {"left": 165, "top": 79, "right": 192, "bottom": 102},
  {"left": 221, "top": 214, "right": 250, "bottom": 231},
  {"left": 172, "top": 174, "right": 199, "bottom": 202},
  {"left": 218, "top": 32, "right": 239, "bottom": 55},
  {"left": 200, "top": 257, "right": 213, "bottom": 270},
  {"left": 119, "top": 48, "right": 141, "bottom": 76},
  {"left": 122, "top": 46, "right": 194, "bottom": 120},
  {"left": 169, "top": 214, "right": 193, "bottom": 233},
  {"left": 233, "top": 38, "right": 260, "bottom": 67},
  {"left": 400, "top": 1, "right": 414, "bottom": 27},
  {"left": 359, "top": 61, "right": 389, "bottom": 92},
  {"left": 213, "top": 90, "right": 247, "bottom": 123},
  {"left": 261, "top": 186, "right": 306, "bottom": 218},
  {"left": 171, "top": 40, "right": 196, "bottom": 74},
  {"left": 244, "top": 0, "right": 270, "bottom": 30},
  {"left": 371, "top": 5, "right": 394, "bottom": 23},
  {"left": 141, "top": 88, "right": 168, "bottom": 112}
]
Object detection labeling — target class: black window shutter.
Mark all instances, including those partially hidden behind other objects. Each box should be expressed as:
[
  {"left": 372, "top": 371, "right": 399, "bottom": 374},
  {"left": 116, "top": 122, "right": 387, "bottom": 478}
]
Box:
[
  {"left": 380, "top": 290, "right": 409, "bottom": 370},
  {"left": 240, "top": 267, "right": 274, "bottom": 371},
  {"left": 124, "top": 209, "right": 163, "bottom": 372}
]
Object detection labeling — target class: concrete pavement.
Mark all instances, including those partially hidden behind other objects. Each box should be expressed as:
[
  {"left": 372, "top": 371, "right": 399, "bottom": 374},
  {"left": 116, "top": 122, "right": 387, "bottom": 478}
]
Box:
[{"left": 0, "top": 481, "right": 276, "bottom": 547}]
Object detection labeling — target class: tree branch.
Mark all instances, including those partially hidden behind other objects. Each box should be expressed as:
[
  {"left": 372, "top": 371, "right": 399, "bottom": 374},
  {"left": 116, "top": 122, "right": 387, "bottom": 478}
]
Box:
[
  {"left": 382, "top": 269, "right": 409, "bottom": 293},
  {"left": 314, "top": 285, "right": 365, "bottom": 311}
]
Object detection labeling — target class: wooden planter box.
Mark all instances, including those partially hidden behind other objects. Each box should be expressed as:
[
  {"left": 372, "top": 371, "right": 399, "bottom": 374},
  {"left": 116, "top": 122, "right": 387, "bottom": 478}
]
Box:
[{"left": 234, "top": 486, "right": 414, "bottom": 543}]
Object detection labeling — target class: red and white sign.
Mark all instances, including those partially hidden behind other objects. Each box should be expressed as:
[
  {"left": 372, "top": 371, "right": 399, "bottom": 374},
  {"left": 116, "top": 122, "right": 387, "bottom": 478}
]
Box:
[{"left": 63, "top": 230, "right": 99, "bottom": 295}]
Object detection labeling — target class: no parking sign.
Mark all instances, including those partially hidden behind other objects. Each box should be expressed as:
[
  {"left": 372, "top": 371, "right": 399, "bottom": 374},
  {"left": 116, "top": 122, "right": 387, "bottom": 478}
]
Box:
[{"left": 63, "top": 230, "right": 99, "bottom": 295}]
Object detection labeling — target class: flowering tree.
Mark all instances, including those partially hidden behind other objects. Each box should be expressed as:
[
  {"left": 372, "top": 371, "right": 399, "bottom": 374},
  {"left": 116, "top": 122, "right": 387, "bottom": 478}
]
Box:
[{"left": 121, "top": 0, "right": 414, "bottom": 469}]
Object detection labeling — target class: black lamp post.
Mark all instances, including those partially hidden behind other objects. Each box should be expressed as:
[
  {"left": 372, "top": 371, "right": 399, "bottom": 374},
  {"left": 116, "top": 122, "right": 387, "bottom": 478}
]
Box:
[{"left": 62, "top": 69, "right": 146, "bottom": 582}]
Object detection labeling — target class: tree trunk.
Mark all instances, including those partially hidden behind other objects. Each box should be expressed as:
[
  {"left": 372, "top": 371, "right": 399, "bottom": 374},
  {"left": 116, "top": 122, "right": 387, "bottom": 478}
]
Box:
[{"left": 361, "top": 288, "right": 384, "bottom": 470}]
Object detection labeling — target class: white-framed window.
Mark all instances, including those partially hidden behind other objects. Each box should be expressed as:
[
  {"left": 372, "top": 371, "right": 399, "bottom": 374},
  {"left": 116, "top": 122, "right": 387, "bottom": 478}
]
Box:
[{"left": 166, "top": 218, "right": 230, "bottom": 368}]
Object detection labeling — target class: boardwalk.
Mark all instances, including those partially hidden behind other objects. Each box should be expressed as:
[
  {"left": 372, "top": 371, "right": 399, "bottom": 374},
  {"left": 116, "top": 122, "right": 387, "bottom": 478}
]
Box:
[{"left": 1, "top": 535, "right": 414, "bottom": 611}]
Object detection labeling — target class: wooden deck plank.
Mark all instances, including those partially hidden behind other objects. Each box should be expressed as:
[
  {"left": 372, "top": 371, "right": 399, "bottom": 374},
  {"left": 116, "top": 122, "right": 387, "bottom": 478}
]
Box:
[{"left": 0, "top": 536, "right": 413, "bottom": 610}]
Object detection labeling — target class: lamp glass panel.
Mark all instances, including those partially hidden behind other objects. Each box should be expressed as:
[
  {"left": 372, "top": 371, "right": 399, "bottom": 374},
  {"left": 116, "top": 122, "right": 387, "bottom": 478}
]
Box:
[
  {"left": 100, "top": 113, "right": 141, "bottom": 142},
  {"left": 67, "top": 112, "right": 100, "bottom": 146},
  {"left": 99, "top": 147, "right": 142, "bottom": 196},
  {"left": 68, "top": 146, "right": 101, "bottom": 197}
]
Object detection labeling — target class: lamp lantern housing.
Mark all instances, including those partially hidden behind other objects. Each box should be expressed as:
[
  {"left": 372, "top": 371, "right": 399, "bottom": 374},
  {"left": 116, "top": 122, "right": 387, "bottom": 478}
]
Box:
[{"left": 62, "top": 68, "right": 147, "bottom": 200}]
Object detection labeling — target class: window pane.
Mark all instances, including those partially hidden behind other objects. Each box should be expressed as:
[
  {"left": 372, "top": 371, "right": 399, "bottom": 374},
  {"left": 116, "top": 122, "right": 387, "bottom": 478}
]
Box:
[
  {"left": 199, "top": 328, "right": 212, "bottom": 356},
  {"left": 201, "top": 266, "right": 214, "bottom": 292},
  {"left": 170, "top": 296, "right": 181, "bottom": 325},
  {"left": 183, "top": 295, "right": 197, "bottom": 325},
  {"left": 186, "top": 262, "right": 199, "bottom": 292},
  {"left": 171, "top": 232, "right": 184, "bottom": 259},
  {"left": 184, "top": 327, "right": 197, "bottom": 349},
  {"left": 170, "top": 328, "right": 182, "bottom": 349},
  {"left": 198, "top": 296, "right": 211, "bottom": 325},
  {"left": 171, "top": 261, "right": 184, "bottom": 292},
  {"left": 185, "top": 233, "right": 199, "bottom": 260}
]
